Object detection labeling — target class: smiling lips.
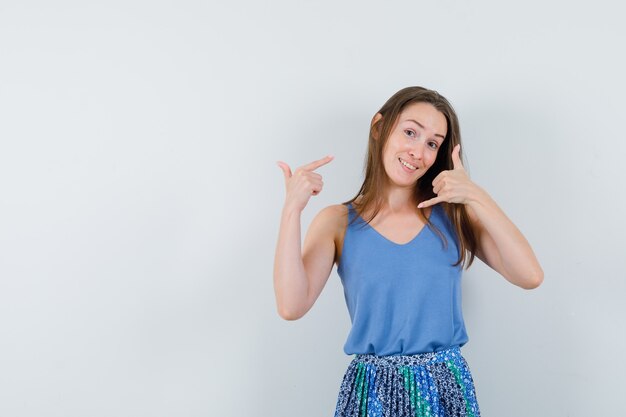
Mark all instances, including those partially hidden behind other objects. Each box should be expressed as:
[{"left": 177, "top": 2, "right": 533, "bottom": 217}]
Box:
[{"left": 398, "top": 157, "right": 417, "bottom": 171}]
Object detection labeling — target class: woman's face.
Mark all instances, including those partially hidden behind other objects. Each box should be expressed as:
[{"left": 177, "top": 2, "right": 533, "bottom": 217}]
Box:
[{"left": 376, "top": 101, "right": 448, "bottom": 187}]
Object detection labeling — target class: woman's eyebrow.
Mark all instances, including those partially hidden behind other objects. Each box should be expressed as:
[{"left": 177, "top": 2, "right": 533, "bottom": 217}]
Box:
[{"left": 405, "top": 119, "right": 445, "bottom": 140}]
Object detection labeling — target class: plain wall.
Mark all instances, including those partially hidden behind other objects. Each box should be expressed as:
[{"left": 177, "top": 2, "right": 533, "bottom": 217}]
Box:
[{"left": 0, "top": 1, "right": 624, "bottom": 416}]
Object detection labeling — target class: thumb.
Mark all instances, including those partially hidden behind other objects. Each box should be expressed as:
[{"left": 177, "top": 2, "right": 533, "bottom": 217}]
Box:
[
  {"left": 452, "top": 144, "right": 465, "bottom": 170},
  {"left": 276, "top": 161, "right": 292, "bottom": 180}
]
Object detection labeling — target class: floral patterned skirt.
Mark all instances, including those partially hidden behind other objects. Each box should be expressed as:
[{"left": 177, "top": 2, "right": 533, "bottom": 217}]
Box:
[{"left": 333, "top": 346, "right": 481, "bottom": 417}]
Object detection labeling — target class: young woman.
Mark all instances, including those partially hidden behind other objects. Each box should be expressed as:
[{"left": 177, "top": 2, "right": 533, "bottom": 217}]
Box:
[{"left": 274, "top": 86, "right": 543, "bottom": 417}]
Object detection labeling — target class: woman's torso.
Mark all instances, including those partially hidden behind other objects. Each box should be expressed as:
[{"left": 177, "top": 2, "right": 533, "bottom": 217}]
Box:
[{"left": 330, "top": 200, "right": 469, "bottom": 356}]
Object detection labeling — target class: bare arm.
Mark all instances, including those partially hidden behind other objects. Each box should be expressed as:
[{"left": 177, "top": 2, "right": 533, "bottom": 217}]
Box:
[
  {"left": 465, "top": 187, "right": 544, "bottom": 289},
  {"left": 273, "top": 205, "right": 338, "bottom": 320},
  {"left": 273, "top": 205, "right": 308, "bottom": 320},
  {"left": 273, "top": 156, "right": 336, "bottom": 320}
]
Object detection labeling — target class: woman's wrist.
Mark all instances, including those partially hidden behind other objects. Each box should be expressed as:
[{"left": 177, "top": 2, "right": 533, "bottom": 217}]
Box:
[{"left": 465, "top": 183, "right": 494, "bottom": 210}]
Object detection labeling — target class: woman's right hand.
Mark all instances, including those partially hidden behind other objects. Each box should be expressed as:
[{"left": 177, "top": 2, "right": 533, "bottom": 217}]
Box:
[{"left": 276, "top": 155, "right": 334, "bottom": 212}]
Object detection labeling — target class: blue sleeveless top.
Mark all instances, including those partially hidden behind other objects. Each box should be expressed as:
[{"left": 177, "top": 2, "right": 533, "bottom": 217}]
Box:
[{"left": 337, "top": 202, "right": 469, "bottom": 356}]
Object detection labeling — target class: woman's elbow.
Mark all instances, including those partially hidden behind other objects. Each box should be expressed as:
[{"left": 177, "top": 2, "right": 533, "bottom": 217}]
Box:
[
  {"left": 277, "top": 305, "right": 305, "bottom": 321},
  {"left": 521, "top": 268, "right": 544, "bottom": 290}
]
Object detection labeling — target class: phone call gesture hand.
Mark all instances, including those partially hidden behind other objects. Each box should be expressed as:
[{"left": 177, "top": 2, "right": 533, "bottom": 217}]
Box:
[
  {"left": 418, "top": 144, "right": 477, "bottom": 208},
  {"left": 276, "top": 155, "right": 334, "bottom": 212}
]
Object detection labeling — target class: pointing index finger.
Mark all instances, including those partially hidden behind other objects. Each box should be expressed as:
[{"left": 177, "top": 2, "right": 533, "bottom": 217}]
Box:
[{"left": 302, "top": 155, "right": 334, "bottom": 171}]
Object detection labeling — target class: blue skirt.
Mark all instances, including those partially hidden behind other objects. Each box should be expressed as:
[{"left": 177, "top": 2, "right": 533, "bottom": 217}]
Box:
[{"left": 333, "top": 346, "right": 481, "bottom": 417}]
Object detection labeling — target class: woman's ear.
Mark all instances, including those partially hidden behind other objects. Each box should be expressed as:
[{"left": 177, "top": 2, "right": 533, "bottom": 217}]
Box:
[{"left": 371, "top": 113, "right": 383, "bottom": 140}]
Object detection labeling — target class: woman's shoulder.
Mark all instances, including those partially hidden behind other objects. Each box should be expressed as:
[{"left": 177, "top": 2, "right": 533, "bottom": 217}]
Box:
[
  {"left": 312, "top": 203, "right": 351, "bottom": 241},
  {"left": 315, "top": 203, "right": 350, "bottom": 225}
]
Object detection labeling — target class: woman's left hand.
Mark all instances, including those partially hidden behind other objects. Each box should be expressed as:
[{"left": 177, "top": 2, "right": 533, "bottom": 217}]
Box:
[{"left": 417, "top": 144, "right": 479, "bottom": 208}]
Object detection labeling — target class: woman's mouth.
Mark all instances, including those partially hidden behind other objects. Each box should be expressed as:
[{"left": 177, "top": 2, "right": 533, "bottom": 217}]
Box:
[{"left": 399, "top": 157, "right": 417, "bottom": 172}]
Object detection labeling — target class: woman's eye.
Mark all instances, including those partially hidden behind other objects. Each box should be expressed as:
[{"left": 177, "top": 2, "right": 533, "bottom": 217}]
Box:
[
  {"left": 429, "top": 142, "right": 438, "bottom": 150},
  {"left": 405, "top": 129, "right": 416, "bottom": 138}
]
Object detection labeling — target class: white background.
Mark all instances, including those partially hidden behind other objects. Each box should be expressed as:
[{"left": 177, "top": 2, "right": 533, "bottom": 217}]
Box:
[{"left": 1, "top": 1, "right": 624, "bottom": 416}]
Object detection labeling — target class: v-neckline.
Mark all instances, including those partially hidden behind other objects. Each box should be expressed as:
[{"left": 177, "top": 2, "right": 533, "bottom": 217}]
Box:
[{"left": 351, "top": 204, "right": 437, "bottom": 246}]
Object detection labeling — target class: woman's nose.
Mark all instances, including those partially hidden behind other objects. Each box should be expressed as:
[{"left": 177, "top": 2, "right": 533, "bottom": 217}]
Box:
[{"left": 408, "top": 141, "right": 424, "bottom": 160}]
